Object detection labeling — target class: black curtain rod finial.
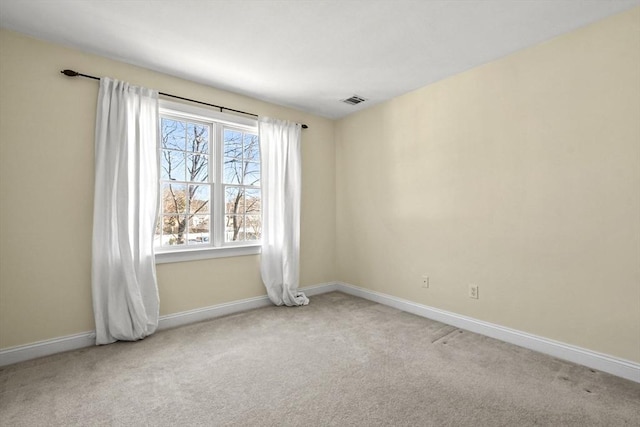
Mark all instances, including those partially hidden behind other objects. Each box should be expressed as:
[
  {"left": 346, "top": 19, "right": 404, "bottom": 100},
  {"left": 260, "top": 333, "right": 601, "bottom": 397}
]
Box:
[{"left": 61, "top": 69, "right": 99, "bottom": 80}]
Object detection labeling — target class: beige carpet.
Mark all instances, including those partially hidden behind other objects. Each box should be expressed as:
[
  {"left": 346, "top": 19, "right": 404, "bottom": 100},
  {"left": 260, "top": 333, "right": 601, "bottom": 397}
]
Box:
[{"left": 1, "top": 292, "right": 638, "bottom": 426}]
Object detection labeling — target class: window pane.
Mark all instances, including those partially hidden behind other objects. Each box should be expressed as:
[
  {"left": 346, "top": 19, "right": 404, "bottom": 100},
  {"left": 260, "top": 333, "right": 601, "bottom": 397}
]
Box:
[
  {"left": 224, "top": 129, "right": 243, "bottom": 158},
  {"left": 225, "top": 215, "right": 244, "bottom": 242},
  {"left": 161, "top": 118, "right": 186, "bottom": 151},
  {"left": 244, "top": 188, "right": 261, "bottom": 214},
  {"left": 187, "top": 153, "right": 208, "bottom": 182},
  {"left": 162, "top": 183, "right": 187, "bottom": 214},
  {"left": 243, "top": 161, "right": 260, "bottom": 186},
  {"left": 223, "top": 157, "right": 242, "bottom": 184},
  {"left": 161, "top": 150, "right": 186, "bottom": 181},
  {"left": 162, "top": 215, "right": 186, "bottom": 246},
  {"left": 243, "top": 133, "right": 259, "bottom": 161},
  {"left": 244, "top": 215, "right": 261, "bottom": 241},
  {"left": 189, "top": 185, "right": 210, "bottom": 214},
  {"left": 188, "top": 215, "right": 210, "bottom": 245},
  {"left": 187, "top": 123, "right": 209, "bottom": 153}
]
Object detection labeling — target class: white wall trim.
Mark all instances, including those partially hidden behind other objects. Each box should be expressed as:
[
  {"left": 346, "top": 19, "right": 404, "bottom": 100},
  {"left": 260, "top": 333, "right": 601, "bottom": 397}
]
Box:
[
  {"left": 2, "top": 281, "right": 637, "bottom": 383},
  {"left": 0, "top": 282, "right": 338, "bottom": 367},
  {"left": 157, "top": 294, "right": 272, "bottom": 331},
  {"left": 335, "top": 281, "right": 640, "bottom": 383},
  {"left": 0, "top": 331, "right": 96, "bottom": 367},
  {"left": 155, "top": 245, "right": 261, "bottom": 264},
  {"left": 157, "top": 282, "right": 338, "bottom": 331},
  {"left": 301, "top": 281, "right": 340, "bottom": 296}
]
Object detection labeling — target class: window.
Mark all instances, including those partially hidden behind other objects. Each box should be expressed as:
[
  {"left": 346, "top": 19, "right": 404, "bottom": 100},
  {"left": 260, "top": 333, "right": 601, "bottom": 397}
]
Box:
[{"left": 155, "top": 101, "right": 261, "bottom": 263}]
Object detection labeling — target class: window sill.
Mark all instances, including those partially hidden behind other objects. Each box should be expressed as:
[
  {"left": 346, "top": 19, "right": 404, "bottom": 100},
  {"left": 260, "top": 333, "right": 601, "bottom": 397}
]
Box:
[{"left": 155, "top": 244, "right": 261, "bottom": 264}]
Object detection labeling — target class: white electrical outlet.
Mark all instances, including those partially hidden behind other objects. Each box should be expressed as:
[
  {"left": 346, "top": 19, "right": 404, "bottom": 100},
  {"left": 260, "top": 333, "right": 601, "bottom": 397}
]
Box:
[
  {"left": 421, "top": 275, "right": 429, "bottom": 288},
  {"left": 469, "top": 284, "right": 479, "bottom": 299}
]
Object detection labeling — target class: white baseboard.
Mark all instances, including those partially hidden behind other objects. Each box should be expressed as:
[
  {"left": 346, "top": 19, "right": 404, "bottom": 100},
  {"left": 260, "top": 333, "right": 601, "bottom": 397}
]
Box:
[
  {"left": 2, "top": 281, "right": 638, "bottom": 383},
  {"left": 157, "top": 295, "right": 272, "bottom": 331},
  {"left": 0, "top": 282, "right": 338, "bottom": 367},
  {"left": 0, "top": 331, "right": 96, "bottom": 367},
  {"left": 157, "top": 282, "right": 337, "bottom": 331},
  {"left": 335, "top": 281, "right": 640, "bottom": 383},
  {"left": 300, "top": 281, "right": 340, "bottom": 296}
]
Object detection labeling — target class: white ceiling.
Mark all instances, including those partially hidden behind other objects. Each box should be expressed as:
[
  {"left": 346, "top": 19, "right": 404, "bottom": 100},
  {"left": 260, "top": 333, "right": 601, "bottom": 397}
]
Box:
[{"left": 1, "top": 0, "right": 638, "bottom": 119}]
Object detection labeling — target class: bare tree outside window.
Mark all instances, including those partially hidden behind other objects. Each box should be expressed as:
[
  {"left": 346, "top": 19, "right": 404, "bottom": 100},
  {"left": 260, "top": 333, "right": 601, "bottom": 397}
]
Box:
[
  {"left": 155, "top": 117, "right": 261, "bottom": 248},
  {"left": 223, "top": 129, "right": 261, "bottom": 242},
  {"left": 157, "top": 118, "right": 210, "bottom": 246}
]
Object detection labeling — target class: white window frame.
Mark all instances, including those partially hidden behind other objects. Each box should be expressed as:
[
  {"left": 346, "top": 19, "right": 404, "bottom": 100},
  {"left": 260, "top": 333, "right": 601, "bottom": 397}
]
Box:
[{"left": 155, "top": 100, "right": 261, "bottom": 264}]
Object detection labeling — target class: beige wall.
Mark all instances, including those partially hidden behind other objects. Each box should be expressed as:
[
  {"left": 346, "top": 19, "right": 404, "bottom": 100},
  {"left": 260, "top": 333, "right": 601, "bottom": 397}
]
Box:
[
  {"left": 336, "top": 8, "right": 640, "bottom": 362},
  {"left": 0, "top": 29, "right": 336, "bottom": 349}
]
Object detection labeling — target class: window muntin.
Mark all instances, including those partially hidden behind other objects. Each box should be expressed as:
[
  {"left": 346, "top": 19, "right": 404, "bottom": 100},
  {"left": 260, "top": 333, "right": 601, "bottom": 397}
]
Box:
[{"left": 154, "top": 103, "right": 260, "bottom": 255}]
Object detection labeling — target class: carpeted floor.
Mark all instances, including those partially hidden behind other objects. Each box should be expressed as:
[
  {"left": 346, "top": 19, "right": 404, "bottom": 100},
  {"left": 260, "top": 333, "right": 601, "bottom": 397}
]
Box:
[{"left": 0, "top": 292, "right": 638, "bottom": 426}]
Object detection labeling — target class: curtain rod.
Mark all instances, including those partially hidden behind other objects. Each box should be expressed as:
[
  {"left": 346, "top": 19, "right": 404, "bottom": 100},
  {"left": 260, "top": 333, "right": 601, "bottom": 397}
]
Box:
[{"left": 60, "top": 69, "right": 309, "bottom": 129}]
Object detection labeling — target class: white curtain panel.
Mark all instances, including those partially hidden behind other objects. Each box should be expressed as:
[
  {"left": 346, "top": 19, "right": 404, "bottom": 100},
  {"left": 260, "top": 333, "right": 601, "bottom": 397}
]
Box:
[
  {"left": 92, "top": 78, "right": 160, "bottom": 345},
  {"left": 259, "top": 117, "right": 309, "bottom": 306}
]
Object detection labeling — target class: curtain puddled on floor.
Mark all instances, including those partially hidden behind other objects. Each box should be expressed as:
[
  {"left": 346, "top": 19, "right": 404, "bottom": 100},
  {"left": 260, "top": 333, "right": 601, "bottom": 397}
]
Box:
[
  {"left": 259, "top": 117, "right": 309, "bottom": 306},
  {"left": 92, "top": 77, "right": 160, "bottom": 345}
]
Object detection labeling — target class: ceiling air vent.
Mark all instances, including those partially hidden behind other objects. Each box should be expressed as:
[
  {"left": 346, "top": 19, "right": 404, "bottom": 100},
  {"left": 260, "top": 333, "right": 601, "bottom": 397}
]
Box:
[{"left": 342, "top": 95, "right": 366, "bottom": 106}]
